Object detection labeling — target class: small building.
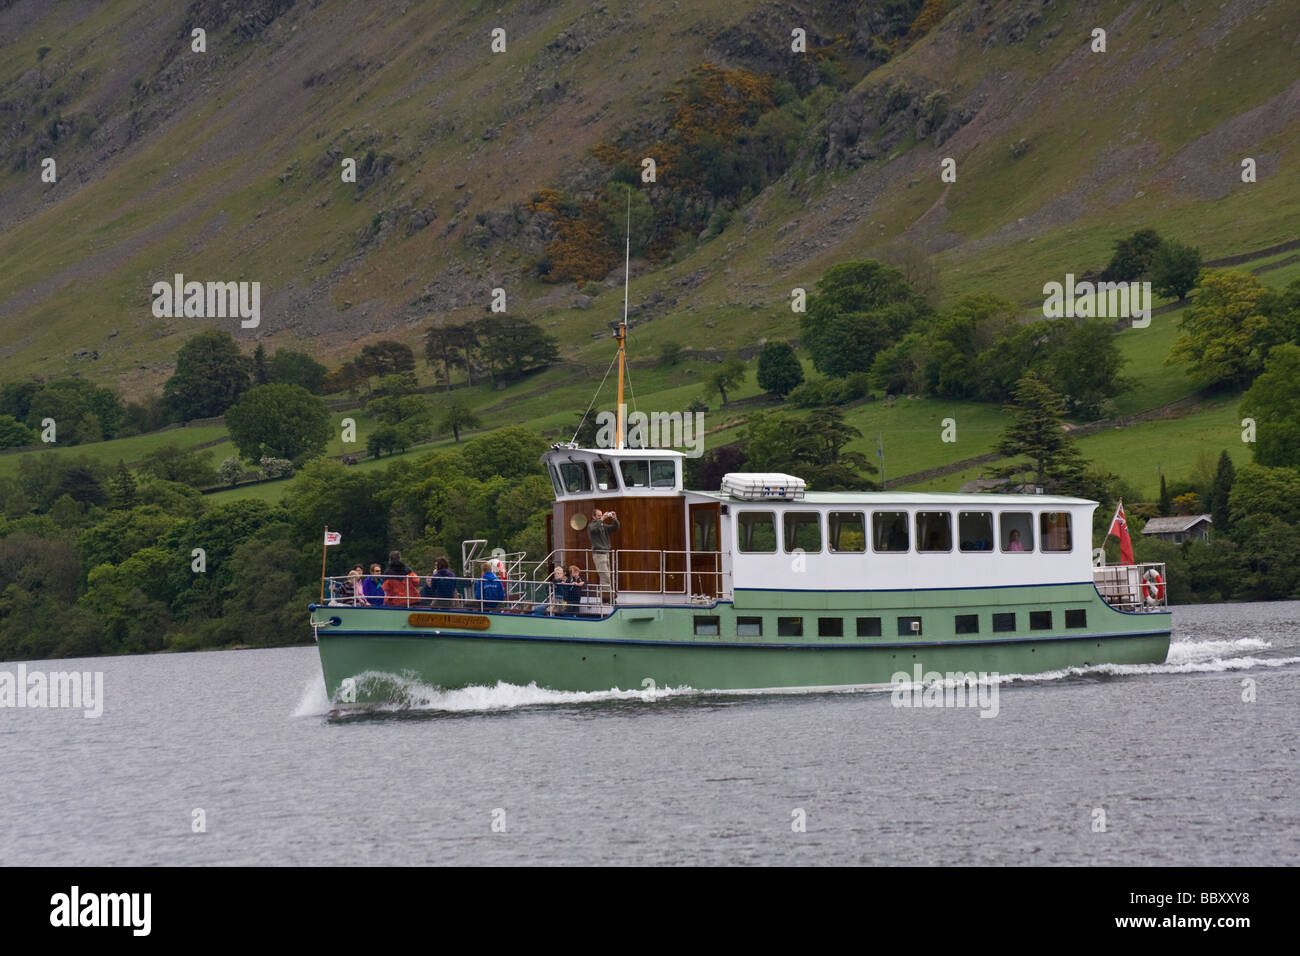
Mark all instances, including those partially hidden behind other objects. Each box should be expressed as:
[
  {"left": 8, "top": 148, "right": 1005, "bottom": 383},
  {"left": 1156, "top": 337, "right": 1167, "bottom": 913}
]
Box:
[{"left": 1141, "top": 514, "right": 1212, "bottom": 543}]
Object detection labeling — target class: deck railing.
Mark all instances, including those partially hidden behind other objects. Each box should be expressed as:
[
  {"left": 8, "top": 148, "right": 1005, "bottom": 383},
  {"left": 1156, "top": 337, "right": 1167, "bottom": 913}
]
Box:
[{"left": 1092, "top": 561, "right": 1168, "bottom": 611}]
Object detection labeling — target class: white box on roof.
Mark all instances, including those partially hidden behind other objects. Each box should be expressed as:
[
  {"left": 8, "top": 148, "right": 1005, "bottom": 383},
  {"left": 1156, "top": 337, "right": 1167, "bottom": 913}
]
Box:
[{"left": 720, "top": 472, "right": 807, "bottom": 500}]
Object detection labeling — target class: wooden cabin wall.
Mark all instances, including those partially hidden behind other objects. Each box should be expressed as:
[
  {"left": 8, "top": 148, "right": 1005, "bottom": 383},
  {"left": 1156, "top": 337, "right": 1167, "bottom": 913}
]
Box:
[{"left": 552, "top": 496, "right": 686, "bottom": 591}]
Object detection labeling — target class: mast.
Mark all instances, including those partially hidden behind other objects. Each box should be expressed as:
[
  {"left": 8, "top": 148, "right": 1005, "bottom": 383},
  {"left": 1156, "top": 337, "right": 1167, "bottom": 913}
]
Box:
[{"left": 616, "top": 188, "right": 630, "bottom": 450}]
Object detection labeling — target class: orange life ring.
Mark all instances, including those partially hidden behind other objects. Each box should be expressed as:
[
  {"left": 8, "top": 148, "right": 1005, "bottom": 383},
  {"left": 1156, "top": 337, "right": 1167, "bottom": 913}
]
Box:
[{"left": 1142, "top": 570, "right": 1165, "bottom": 603}]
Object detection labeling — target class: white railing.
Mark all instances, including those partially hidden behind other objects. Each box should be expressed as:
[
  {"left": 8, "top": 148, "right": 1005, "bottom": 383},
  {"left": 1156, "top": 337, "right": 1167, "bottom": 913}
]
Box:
[
  {"left": 1093, "top": 561, "right": 1168, "bottom": 611},
  {"left": 528, "top": 548, "right": 729, "bottom": 610}
]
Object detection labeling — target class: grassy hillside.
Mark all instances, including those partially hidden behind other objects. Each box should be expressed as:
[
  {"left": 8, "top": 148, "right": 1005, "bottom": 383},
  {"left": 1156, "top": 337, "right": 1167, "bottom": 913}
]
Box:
[{"left": 2, "top": 0, "right": 1297, "bottom": 394}]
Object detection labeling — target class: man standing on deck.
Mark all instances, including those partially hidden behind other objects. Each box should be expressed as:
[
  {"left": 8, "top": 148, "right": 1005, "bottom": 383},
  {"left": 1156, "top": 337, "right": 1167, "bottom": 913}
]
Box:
[{"left": 588, "top": 508, "right": 619, "bottom": 601}]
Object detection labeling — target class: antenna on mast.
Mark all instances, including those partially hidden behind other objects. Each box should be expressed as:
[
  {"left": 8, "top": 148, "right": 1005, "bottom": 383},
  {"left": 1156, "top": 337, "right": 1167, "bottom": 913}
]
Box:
[{"left": 616, "top": 187, "right": 630, "bottom": 450}]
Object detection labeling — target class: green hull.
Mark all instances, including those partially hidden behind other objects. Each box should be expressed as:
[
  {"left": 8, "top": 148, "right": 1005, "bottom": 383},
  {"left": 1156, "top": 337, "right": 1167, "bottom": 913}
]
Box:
[{"left": 311, "top": 583, "right": 1171, "bottom": 703}]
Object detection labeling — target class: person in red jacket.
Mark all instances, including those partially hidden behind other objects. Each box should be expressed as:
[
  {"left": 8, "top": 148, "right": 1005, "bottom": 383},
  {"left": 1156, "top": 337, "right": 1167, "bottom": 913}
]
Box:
[{"left": 382, "top": 551, "right": 419, "bottom": 608}]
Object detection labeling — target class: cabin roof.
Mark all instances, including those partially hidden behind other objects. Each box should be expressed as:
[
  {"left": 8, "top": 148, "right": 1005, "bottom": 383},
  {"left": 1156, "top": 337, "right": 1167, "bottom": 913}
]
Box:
[
  {"left": 690, "top": 490, "right": 1096, "bottom": 506},
  {"left": 542, "top": 447, "right": 686, "bottom": 462},
  {"left": 1141, "top": 514, "right": 1212, "bottom": 533}
]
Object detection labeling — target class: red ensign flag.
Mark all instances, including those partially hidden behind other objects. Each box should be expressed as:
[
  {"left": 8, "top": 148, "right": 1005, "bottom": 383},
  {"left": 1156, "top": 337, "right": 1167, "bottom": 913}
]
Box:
[{"left": 1108, "top": 501, "right": 1134, "bottom": 565}]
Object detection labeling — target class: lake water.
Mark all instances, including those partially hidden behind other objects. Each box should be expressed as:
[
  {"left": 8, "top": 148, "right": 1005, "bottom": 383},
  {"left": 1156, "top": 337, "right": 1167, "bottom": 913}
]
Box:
[{"left": 2, "top": 600, "right": 1298, "bottom": 866}]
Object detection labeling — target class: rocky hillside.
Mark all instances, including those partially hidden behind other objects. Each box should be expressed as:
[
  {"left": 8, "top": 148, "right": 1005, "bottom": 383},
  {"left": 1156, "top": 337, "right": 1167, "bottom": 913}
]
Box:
[{"left": 0, "top": 0, "right": 1296, "bottom": 396}]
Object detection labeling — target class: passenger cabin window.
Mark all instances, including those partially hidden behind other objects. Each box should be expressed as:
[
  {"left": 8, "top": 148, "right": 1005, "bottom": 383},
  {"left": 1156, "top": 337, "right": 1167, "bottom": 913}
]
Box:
[
  {"left": 828, "top": 512, "right": 866, "bottom": 552},
  {"left": 558, "top": 461, "right": 591, "bottom": 494},
  {"left": 916, "top": 512, "right": 952, "bottom": 552},
  {"left": 1041, "top": 512, "right": 1073, "bottom": 552},
  {"left": 738, "top": 512, "right": 777, "bottom": 553},
  {"left": 958, "top": 512, "right": 994, "bottom": 552},
  {"left": 783, "top": 512, "right": 821, "bottom": 553},
  {"left": 592, "top": 460, "right": 617, "bottom": 492},
  {"left": 1000, "top": 512, "right": 1034, "bottom": 552},
  {"left": 873, "top": 512, "right": 909, "bottom": 552}
]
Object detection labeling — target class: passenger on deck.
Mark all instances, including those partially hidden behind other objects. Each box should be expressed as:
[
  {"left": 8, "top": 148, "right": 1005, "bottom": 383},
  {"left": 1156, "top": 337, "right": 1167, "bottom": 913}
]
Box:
[
  {"left": 347, "top": 566, "right": 365, "bottom": 606},
  {"left": 474, "top": 561, "right": 506, "bottom": 610},
  {"left": 587, "top": 509, "right": 619, "bottom": 599},
  {"left": 426, "top": 556, "right": 458, "bottom": 608},
  {"left": 382, "top": 550, "right": 419, "bottom": 608},
  {"left": 565, "top": 565, "right": 586, "bottom": 615},
  {"left": 362, "top": 564, "right": 387, "bottom": 607},
  {"left": 548, "top": 564, "right": 568, "bottom": 615}
]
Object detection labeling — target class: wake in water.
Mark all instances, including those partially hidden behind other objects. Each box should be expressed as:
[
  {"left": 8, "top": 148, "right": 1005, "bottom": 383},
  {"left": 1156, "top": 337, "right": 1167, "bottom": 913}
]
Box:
[
  {"left": 290, "top": 637, "right": 1298, "bottom": 717},
  {"left": 291, "top": 669, "right": 693, "bottom": 718}
]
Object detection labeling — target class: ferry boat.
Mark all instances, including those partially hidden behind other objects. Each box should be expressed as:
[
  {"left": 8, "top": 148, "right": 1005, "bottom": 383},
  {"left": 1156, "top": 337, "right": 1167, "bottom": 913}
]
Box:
[{"left": 309, "top": 332, "right": 1171, "bottom": 704}]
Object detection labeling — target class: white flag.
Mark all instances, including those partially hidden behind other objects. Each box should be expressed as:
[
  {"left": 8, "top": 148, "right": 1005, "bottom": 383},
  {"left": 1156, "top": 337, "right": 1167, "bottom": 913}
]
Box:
[{"left": 324, "top": 531, "right": 342, "bottom": 546}]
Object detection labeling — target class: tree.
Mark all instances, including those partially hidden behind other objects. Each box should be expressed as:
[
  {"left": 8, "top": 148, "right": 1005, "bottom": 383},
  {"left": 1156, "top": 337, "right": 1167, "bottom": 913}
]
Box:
[
  {"left": 219, "top": 456, "right": 243, "bottom": 487},
  {"left": 253, "top": 343, "right": 269, "bottom": 385},
  {"left": 1158, "top": 474, "right": 1171, "bottom": 515},
  {"left": 989, "top": 375, "right": 1089, "bottom": 493},
  {"left": 704, "top": 359, "right": 746, "bottom": 406},
  {"left": 756, "top": 341, "right": 804, "bottom": 398},
  {"left": 459, "top": 426, "right": 546, "bottom": 481},
  {"left": 162, "top": 330, "right": 252, "bottom": 420},
  {"left": 1240, "top": 343, "right": 1300, "bottom": 469},
  {"left": 1208, "top": 451, "right": 1235, "bottom": 534},
  {"left": 800, "top": 260, "right": 931, "bottom": 378},
  {"left": 355, "top": 341, "right": 416, "bottom": 380},
  {"left": 476, "top": 317, "right": 559, "bottom": 381},
  {"left": 109, "top": 461, "right": 137, "bottom": 510},
  {"left": 1049, "top": 320, "right": 1131, "bottom": 419},
  {"left": 1103, "top": 228, "right": 1163, "bottom": 281},
  {"left": 742, "top": 409, "right": 876, "bottom": 490},
  {"left": 658, "top": 341, "right": 684, "bottom": 368},
  {"left": 439, "top": 398, "right": 481, "bottom": 443},
  {"left": 366, "top": 425, "right": 407, "bottom": 458},
  {"left": 1150, "top": 240, "right": 1201, "bottom": 300},
  {"left": 1167, "top": 270, "right": 1271, "bottom": 389},
  {"left": 424, "top": 323, "right": 471, "bottom": 389},
  {"left": 268, "top": 349, "right": 328, "bottom": 393},
  {"left": 224, "top": 384, "right": 331, "bottom": 465},
  {"left": 0, "top": 381, "right": 40, "bottom": 422},
  {"left": 0, "top": 415, "right": 36, "bottom": 449},
  {"left": 137, "top": 445, "right": 219, "bottom": 488},
  {"left": 25, "top": 377, "right": 124, "bottom": 443}
]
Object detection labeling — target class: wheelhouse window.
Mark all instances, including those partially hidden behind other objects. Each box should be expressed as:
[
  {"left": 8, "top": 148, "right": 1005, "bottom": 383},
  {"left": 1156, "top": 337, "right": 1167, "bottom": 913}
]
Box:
[
  {"left": 619, "top": 459, "right": 649, "bottom": 488},
  {"left": 737, "top": 512, "right": 777, "bottom": 553},
  {"left": 783, "top": 512, "right": 822, "bottom": 553},
  {"left": 828, "top": 512, "right": 866, "bottom": 552},
  {"left": 958, "top": 512, "right": 994, "bottom": 552},
  {"left": 916, "top": 512, "right": 953, "bottom": 552},
  {"left": 617, "top": 458, "right": 677, "bottom": 490},
  {"left": 873, "top": 512, "right": 909, "bottom": 552},
  {"left": 650, "top": 459, "right": 676, "bottom": 488},
  {"left": 592, "top": 459, "right": 617, "bottom": 492},
  {"left": 1041, "top": 512, "right": 1073, "bottom": 552},
  {"left": 1000, "top": 512, "right": 1034, "bottom": 552},
  {"left": 548, "top": 464, "right": 565, "bottom": 498},
  {"left": 558, "top": 461, "right": 591, "bottom": 494}
]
